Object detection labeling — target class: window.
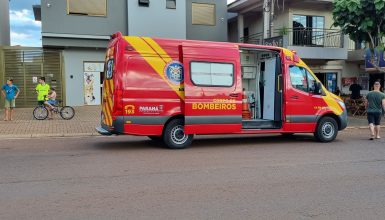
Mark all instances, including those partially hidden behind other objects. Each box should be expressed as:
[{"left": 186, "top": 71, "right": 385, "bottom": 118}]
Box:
[
  {"left": 67, "top": 0, "right": 107, "bottom": 16},
  {"left": 290, "top": 66, "right": 322, "bottom": 94},
  {"left": 289, "top": 66, "right": 308, "bottom": 92},
  {"left": 138, "top": 0, "right": 149, "bottom": 7},
  {"left": 307, "top": 71, "right": 317, "bottom": 93},
  {"left": 106, "top": 59, "right": 113, "bottom": 79},
  {"left": 192, "top": 3, "right": 215, "bottom": 26},
  {"left": 191, "top": 62, "right": 233, "bottom": 87},
  {"left": 292, "top": 15, "right": 325, "bottom": 46},
  {"left": 166, "top": 0, "right": 176, "bottom": 9}
]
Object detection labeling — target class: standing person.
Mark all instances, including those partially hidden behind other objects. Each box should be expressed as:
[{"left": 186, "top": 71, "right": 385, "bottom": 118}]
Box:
[
  {"left": 349, "top": 81, "right": 362, "bottom": 100},
  {"left": 365, "top": 81, "right": 385, "bottom": 140},
  {"left": 35, "top": 77, "right": 50, "bottom": 105},
  {"left": 334, "top": 86, "right": 341, "bottom": 96},
  {"left": 1, "top": 78, "right": 20, "bottom": 121}
]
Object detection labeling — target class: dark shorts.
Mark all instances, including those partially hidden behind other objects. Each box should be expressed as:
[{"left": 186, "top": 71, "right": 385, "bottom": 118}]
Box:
[{"left": 367, "top": 112, "right": 382, "bottom": 126}]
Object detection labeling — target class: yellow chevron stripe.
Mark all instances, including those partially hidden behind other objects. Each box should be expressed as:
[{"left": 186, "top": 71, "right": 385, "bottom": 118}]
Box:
[
  {"left": 124, "top": 36, "right": 185, "bottom": 100},
  {"left": 322, "top": 93, "right": 343, "bottom": 115},
  {"left": 102, "top": 79, "right": 113, "bottom": 126},
  {"left": 142, "top": 37, "right": 173, "bottom": 63}
]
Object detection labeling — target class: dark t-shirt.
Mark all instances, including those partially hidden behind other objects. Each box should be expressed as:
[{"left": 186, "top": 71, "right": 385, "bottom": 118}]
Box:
[
  {"left": 349, "top": 83, "right": 362, "bottom": 99},
  {"left": 366, "top": 91, "right": 385, "bottom": 113}
]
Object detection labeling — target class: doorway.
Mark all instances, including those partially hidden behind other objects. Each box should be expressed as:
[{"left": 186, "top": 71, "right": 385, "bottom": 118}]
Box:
[
  {"left": 315, "top": 72, "right": 337, "bottom": 93},
  {"left": 240, "top": 48, "right": 282, "bottom": 129}
]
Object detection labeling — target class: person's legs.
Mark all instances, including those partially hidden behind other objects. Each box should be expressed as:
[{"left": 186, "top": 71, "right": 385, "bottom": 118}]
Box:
[
  {"left": 368, "top": 113, "right": 375, "bottom": 140},
  {"left": 4, "top": 99, "right": 10, "bottom": 121},
  {"left": 376, "top": 126, "right": 381, "bottom": 139},
  {"left": 369, "top": 124, "right": 375, "bottom": 139},
  {"left": 44, "top": 101, "right": 53, "bottom": 119},
  {"left": 9, "top": 99, "right": 15, "bottom": 121},
  {"left": 9, "top": 108, "right": 13, "bottom": 121},
  {"left": 374, "top": 113, "right": 382, "bottom": 139},
  {"left": 4, "top": 108, "right": 9, "bottom": 121}
]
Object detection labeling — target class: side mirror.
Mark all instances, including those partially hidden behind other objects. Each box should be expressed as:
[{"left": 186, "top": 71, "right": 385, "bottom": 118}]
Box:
[{"left": 313, "top": 82, "right": 323, "bottom": 95}]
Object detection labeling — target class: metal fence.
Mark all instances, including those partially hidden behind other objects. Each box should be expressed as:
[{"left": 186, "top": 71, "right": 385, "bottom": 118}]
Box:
[
  {"left": 0, "top": 47, "right": 63, "bottom": 108},
  {"left": 240, "top": 32, "right": 264, "bottom": 45},
  {"left": 288, "top": 28, "right": 343, "bottom": 48},
  {"left": 240, "top": 28, "right": 343, "bottom": 48}
]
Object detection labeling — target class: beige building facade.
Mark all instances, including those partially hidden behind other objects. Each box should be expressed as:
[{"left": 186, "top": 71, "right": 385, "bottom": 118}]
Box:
[{"left": 228, "top": 0, "right": 375, "bottom": 96}]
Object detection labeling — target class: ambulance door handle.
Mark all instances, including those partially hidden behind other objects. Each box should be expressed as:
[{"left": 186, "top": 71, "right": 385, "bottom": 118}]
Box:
[{"left": 229, "top": 93, "right": 239, "bottom": 98}]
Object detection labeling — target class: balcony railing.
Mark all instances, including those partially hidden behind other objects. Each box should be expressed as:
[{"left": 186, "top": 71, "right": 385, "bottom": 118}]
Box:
[
  {"left": 240, "top": 28, "right": 344, "bottom": 48},
  {"left": 240, "top": 32, "right": 263, "bottom": 45},
  {"left": 288, "top": 28, "right": 343, "bottom": 48}
]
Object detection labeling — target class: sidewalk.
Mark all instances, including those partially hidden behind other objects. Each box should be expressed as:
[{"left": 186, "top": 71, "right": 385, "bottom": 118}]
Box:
[
  {"left": 0, "top": 106, "right": 381, "bottom": 138},
  {"left": 0, "top": 106, "right": 101, "bottom": 138}
]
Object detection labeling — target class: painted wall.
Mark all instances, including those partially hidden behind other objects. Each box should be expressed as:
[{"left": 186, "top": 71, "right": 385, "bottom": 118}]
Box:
[
  {"left": 127, "top": 0, "right": 186, "bottom": 39},
  {"left": 63, "top": 49, "right": 105, "bottom": 106},
  {"left": 0, "top": 0, "right": 10, "bottom": 46},
  {"left": 186, "top": 0, "right": 228, "bottom": 42},
  {"left": 244, "top": 13, "right": 263, "bottom": 36},
  {"left": 228, "top": 20, "right": 238, "bottom": 42},
  {"left": 41, "top": 0, "right": 127, "bottom": 38}
]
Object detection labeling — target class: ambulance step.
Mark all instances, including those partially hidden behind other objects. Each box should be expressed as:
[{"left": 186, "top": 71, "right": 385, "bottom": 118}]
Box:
[{"left": 242, "top": 119, "right": 276, "bottom": 129}]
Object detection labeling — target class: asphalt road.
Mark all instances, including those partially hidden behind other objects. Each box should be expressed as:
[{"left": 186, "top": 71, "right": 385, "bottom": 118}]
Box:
[{"left": 1, "top": 130, "right": 385, "bottom": 220}]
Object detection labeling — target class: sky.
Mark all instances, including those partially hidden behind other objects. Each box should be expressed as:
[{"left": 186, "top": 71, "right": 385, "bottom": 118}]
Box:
[
  {"left": 9, "top": 0, "right": 237, "bottom": 47},
  {"left": 9, "top": 0, "right": 41, "bottom": 47}
]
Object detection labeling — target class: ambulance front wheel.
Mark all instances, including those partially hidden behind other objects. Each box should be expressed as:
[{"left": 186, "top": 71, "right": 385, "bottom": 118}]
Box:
[
  {"left": 314, "top": 116, "right": 338, "bottom": 142},
  {"left": 163, "top": 119, "right": 193, "bottom": 149}
]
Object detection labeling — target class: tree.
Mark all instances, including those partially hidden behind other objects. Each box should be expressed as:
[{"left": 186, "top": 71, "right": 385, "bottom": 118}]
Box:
[{"left": 332, "top": 0, "right": 385, "bottom": 72}]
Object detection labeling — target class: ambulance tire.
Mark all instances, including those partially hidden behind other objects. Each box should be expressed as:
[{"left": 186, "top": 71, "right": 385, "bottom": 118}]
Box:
[
  {"left": 314, "top": 117, "right": 338, "bottom": 142},
  {"left": 163, "top": 119, "right": 193, "bottom": 149}
]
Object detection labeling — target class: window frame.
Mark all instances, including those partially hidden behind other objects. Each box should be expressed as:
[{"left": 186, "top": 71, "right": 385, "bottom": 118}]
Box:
[
  {"left": 190, "top": 61, "right": 235, "bottom": 88},
  {"left": 191, "top": 3, "right": 216, "bottom": 26},
  {"left": 289, "top": 65, "right": 309, "bottom": 93},
  {"left": 166, "top": 0, "right": 176, "bottom": 9},
  {"left": 289, "top": 65, "right": 324, "bottom": 95},
  {"left": 67, "top": 0, "right": 108, "bottom": 17},
  {"left": 105, "top": 59, "right": 114, "bottom": 80},
  {"left": 138, "top": 0, "right": 150, "bottom": 7}
]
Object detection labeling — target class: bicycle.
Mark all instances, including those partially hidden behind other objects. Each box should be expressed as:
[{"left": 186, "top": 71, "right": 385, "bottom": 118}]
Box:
[{"left": 33, "top": 100, "right": 75, "bottom": 120}]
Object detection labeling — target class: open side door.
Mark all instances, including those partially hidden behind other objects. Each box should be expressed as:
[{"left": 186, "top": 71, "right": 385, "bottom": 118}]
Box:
[{"left": 182, "top": 43, "right": 242, "bottom": 134}]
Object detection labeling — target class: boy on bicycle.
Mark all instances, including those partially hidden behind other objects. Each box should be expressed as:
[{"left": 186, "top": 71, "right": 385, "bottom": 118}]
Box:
[{"left": 45, "top": 88, "right": 57, "bottom": 119}]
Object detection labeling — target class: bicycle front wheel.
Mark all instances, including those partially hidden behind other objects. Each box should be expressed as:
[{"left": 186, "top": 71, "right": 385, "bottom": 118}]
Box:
[
  {"left": 33, "top": 106, "right": 48, "bottom": 120},
  {"left": 60, "top": 106, "right": 75, "bottom": 120}
]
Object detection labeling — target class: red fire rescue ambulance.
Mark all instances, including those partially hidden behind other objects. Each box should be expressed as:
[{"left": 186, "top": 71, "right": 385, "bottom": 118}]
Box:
[{"left": 96, "top": 32, "right": 347, "bottom": 149}]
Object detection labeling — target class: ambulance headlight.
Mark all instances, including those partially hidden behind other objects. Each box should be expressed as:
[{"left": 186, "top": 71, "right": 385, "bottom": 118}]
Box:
[{"left": 336, "top": 99, "right": 346, "bottom": 110}]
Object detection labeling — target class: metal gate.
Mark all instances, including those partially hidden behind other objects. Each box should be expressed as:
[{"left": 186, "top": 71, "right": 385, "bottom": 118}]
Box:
[{"left": 0, "top": 47, "right": 63, "bottom": 108}]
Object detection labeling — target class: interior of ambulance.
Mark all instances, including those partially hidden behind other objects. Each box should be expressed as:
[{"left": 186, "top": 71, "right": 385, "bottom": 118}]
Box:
[{"left": 240, "top": 48, "right": 282, "bottom": 129}]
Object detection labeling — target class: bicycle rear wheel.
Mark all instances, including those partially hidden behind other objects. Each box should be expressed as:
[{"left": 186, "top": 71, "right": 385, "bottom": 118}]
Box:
[
  {"left": 33, "top": 106, "right": 48, "bottom": 120},
  {"left": 60, "top": 106, "right": 75, "bottom": 120}
]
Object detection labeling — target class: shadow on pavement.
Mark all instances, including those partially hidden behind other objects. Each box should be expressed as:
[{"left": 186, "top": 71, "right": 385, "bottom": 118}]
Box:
[{"left": 92, "top": 134, "right": 322, "bottom": 151}]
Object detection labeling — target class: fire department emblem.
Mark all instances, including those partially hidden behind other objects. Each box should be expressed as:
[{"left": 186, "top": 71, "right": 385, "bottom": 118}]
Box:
[{"left": 165, "top": 61, "right": 183, "bottom": 84}]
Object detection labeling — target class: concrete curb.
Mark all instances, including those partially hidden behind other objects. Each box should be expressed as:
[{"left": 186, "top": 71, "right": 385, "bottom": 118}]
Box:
[
  {"left": 346, "top": 126, "right": 385, "bottom": 129},
  {"left": 0, "top": 132, "right": 101, "bottom": 139},
  {"left": 1, "top": 126, "right": 385, "bottom": 139}
]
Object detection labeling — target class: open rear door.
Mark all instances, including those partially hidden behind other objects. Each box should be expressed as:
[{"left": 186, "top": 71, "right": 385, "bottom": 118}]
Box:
[{"left": 182, "top": 43, "right": 242, "bottom": 134}]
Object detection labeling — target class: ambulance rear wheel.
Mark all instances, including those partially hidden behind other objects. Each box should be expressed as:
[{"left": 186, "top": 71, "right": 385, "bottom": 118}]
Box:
[
  {"left": 314, "top": 117, "right": 338, "bottom": 142},
  {"left": 163, "top": 119, "right": 193, "bottom": 149}
]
